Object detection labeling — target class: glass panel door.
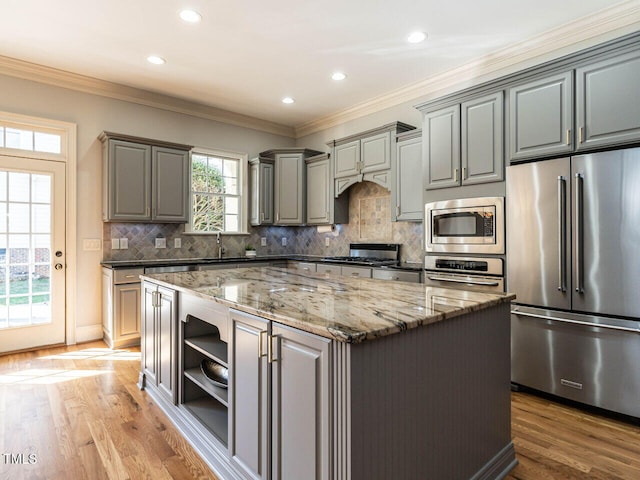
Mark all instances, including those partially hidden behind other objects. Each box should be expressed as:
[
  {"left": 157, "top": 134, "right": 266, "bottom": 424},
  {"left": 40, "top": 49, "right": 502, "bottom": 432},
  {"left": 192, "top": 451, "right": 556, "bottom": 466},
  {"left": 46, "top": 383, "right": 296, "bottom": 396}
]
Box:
[{"left": 0, "top": 156, "right": 65, "bottom": 353}]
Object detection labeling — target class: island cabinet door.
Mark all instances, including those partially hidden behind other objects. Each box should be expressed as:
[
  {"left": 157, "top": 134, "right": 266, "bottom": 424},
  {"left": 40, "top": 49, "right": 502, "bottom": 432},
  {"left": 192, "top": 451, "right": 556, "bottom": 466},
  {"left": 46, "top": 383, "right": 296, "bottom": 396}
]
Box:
[
  {"left": 230, "top": 311, "right": 270, "bottom": 480},
  {"left": 141, "top": 282, "right": 158, "bottom": 386},
  {"left": 271, "top": 324, "right": 331, "bottom": 480},
  {"left": 156, "top": 286, "right": 177, "bottom": 404}
]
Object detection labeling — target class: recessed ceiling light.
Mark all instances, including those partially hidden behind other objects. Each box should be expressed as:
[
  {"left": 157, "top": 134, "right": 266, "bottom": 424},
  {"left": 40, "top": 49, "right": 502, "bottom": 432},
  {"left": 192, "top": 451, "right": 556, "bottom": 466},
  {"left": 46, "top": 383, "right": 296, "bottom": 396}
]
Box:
[
  {"left": 180, "top": 9, "right": 202, "bottom": 23},
  {"left": 147, "top": 55, "right": 166, "bottom": 65},
  {"left": 282, "top": 97, "right": 295, "bottom": 104},
  {"left": 407, "top": 31, "right": 427, "bottom": 44},
  {"left": 331, "top": 72, "right": 347, "bottom": 81}
]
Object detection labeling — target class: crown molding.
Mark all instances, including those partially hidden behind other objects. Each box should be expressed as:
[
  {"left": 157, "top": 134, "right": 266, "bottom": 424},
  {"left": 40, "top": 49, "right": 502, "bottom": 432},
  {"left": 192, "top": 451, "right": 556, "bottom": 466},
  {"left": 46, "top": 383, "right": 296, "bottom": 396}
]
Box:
[
  {"left": 0, "top": 56, "right": 296, "bottom": 138},
  {"left": 294, "top": 0, "right": 640, "bottom": 139}
]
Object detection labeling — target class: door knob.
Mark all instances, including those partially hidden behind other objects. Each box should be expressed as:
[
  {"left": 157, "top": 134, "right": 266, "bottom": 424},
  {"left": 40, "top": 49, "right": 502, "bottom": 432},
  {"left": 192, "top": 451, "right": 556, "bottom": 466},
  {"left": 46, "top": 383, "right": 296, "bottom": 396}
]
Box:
[{"left": 55, "top": 263, "right": 63, "bottom": 270}]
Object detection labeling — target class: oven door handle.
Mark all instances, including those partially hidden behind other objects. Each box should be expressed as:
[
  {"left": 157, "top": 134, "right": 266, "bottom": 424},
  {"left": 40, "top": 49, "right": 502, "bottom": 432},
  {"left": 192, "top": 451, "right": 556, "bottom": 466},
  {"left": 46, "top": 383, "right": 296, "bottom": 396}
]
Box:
[{"left": 427, "top": 275, "right": 500, "bottom": 287}]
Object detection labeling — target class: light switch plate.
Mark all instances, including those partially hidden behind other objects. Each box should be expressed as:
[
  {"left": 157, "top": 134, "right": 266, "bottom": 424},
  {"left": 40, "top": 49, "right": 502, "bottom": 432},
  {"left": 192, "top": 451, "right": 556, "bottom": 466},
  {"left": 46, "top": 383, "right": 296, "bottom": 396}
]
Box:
[
  {"left": 119, "top": 238, "right": 128, "bottom": 249},
  {"left": 281, "top": 237, "right": 287, "bottom": 246},
  {"left": 155, "top": 238, "right": 167, "bottom": 249},
  {"left": 83, "top": 239, "right": 102, "bottom": 251},
  {"left": 325, "top": 237, "right": 330, "bottom": 247},
  {"left": 111, "top": 238, "right": 120, "bottom": 250},
  {"left": 174, "top": 238, "right": 182, "bottom": 248},
  {"left": 261, "top": 237, "right": 267, "bottom": 247}
]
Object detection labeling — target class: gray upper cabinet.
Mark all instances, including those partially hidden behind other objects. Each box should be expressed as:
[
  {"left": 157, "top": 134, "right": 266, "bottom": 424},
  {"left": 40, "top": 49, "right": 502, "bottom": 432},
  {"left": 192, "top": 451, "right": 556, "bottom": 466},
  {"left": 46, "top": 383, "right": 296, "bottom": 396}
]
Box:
[
  {"left": 393, "top": 129, "right": 423, "bottom": 221},
  {"left": 100, "top": 132, "right": 191, "bottom": 223},
  {"left": 423, "top": 105, "right": 460, "bottom": 190},
  {"left": 261, "top": 148, "right": 322, "bottom": 226},
  {"left": 103, "top": 139, "right": 151, "bottom": 221},
  {"left": 153, "top": 146, "right": 190, "bottom": 222},
  {"left": 306, "top": 153, "right": 348, "bottom": 225},
  {"left": 423, "top": 92, "right": 503, "bottom": 190},
  {"left": 462, "top": 92, "right": 504, "bottom": 184},
  {"left": 334, "top": 140, "right": 360, "bottom": 179},
  {"left": 249, "top": 157, "right": 274, "bottom": 226},
  {"left": 575, "top": 50, "right": 640, "bottom": 150},
  {"left": 508, "top": 71, "right": 573, "bottom": 161},
  {"left": 329, "top": 122, "right": 415, "bottom": 197}
]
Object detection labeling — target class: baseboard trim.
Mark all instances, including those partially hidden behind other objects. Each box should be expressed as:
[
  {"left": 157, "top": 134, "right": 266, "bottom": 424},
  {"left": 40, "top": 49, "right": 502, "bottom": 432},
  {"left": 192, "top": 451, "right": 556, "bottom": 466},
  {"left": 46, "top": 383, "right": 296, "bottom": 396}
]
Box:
[
  {"left": 470, "top": 442, "right": 518, "bottom": 480},
  {"left": 73, "top": 324, "right": 103, "bottom": 344}
]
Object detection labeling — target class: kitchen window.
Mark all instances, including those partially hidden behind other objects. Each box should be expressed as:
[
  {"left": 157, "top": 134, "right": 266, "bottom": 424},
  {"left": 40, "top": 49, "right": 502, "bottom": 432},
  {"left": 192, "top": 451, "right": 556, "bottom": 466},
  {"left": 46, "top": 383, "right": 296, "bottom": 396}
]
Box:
[{"left": 188, "top": 150, "right": 248, "bottom": 234}]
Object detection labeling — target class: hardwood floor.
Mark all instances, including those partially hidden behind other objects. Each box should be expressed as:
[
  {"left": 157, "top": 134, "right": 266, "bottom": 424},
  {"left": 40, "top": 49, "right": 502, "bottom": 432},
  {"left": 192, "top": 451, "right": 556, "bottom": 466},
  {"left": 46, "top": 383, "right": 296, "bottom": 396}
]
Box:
[
  {"left": 1, "top": 341, "right": 639, "bottom": 480},
  {"left": 0, "top": 341, "right": 218, "bottom": 480},
  {"left": 507, "top": 391, "right": 640, "bottom": 480}
]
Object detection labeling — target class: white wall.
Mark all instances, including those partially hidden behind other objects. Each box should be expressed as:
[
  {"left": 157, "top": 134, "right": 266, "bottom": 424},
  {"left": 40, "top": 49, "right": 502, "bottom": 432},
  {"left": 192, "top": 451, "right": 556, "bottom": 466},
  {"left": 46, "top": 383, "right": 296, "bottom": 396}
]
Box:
[{"left": 0, "top": 73, "right": 295, "bottom": 341}]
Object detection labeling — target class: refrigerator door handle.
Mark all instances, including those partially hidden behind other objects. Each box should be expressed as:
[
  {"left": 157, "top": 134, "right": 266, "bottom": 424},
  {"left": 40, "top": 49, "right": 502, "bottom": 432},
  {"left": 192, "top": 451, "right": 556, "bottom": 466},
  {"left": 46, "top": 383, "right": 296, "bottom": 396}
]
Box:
[
  {"left": 557, "top": 176, "right": 567, "bottom": 292},
  {"left": 511, "top": 307, "right": 640, "bottom": 333},
  {"left": 575, "top": 173, "right": 584, "bottom": 293}
]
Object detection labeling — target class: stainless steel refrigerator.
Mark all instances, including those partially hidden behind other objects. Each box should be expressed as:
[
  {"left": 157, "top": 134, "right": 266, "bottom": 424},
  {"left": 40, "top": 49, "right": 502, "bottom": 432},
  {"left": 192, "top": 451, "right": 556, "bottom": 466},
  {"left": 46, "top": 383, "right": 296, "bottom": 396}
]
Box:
[{"left": 506, "top": 147, "right": 640, "bottom": 418}]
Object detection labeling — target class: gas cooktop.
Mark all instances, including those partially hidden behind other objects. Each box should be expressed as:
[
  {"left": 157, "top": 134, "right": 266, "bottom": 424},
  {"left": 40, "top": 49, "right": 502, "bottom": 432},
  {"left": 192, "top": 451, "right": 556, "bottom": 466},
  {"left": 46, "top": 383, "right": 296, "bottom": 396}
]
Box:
[{"left": 322, "top": 243, "right": 400, "bottom": 267}]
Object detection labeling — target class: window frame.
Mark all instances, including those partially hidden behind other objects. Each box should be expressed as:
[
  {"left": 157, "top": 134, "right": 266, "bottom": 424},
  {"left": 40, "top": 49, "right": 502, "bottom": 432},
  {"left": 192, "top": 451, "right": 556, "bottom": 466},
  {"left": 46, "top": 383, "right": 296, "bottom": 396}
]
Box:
[{"left": 185, "top": 148, "right": 249, "bottom": 235}]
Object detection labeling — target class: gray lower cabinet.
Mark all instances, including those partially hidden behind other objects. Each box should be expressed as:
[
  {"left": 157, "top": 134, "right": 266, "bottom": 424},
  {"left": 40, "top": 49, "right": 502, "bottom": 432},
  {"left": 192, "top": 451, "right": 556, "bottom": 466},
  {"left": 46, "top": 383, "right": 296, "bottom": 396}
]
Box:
[
  {"left": 575, "top": 49, "right": 640, "bottom": 150},
  {"left": 141, "top": 281, "right": 178, "bottom": 404},
  {"left": 306, "top": 153, "right": 348, "bottom": 225},
  {"left": 394, "top": 129, "right": 423, "bottom": 221},
  {"left": 316, "top": 263, "right": 341, "bottom": 275},
  {"left": 423, "top": 92, "right": 503, "bottom": 190},
  {"left": 288, "top": 261, "right": 317, "bottom": 273},
  {"left": 508, "top": 71, "right": 573, "bottom": 161},
  {"left": 341, "top": 265, "right": 372, "bottom": 278},
  {"left": 102, "top": 267, "right": 142, "bottom": 348},
  {"left": 372, "top": 268, "right": 421, "bottom": 283},
  {"left": 250, "top": 157, "right": 274, "bottom": 226},
  {"left": 230, "top": 309, "right": 331, "bottom": 480},
  {"left": 100, "top": 132, "right": 191, "bottom": 223}
]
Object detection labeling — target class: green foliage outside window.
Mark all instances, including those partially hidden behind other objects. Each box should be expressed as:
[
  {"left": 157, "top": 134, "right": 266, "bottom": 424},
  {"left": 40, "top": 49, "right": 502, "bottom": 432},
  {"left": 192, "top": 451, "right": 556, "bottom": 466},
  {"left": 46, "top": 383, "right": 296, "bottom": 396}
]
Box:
[{"left": 191, "top": 153, "right": 240, "bottom": 233}]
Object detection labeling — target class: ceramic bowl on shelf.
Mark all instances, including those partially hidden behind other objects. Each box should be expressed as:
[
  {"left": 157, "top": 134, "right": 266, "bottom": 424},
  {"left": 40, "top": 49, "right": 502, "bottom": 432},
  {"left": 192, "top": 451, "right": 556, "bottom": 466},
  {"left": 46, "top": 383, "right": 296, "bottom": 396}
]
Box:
[{"left": 200, "top": 359, "right": 228, "bottom": 389}]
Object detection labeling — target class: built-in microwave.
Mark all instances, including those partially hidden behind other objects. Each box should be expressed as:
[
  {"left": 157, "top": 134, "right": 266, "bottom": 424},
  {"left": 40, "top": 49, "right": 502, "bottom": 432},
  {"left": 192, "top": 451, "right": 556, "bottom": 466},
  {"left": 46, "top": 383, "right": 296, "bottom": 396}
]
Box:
[{"left": 425, "top": 196, "right": 504, "bottom": 254}]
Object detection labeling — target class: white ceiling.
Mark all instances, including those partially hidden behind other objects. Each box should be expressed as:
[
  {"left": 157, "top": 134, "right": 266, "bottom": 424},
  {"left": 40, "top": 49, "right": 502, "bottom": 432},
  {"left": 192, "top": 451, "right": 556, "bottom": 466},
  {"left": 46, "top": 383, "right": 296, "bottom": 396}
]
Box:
[{"left": 0, "top": 0, "right": 635, "bottom": 132}]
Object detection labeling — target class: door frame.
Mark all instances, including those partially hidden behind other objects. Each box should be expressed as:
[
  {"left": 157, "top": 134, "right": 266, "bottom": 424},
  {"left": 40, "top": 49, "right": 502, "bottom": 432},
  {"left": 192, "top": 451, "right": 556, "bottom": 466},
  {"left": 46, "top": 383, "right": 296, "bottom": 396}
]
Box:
[{"left": 0, "top": 111, "right": 77, "bottom": 346}]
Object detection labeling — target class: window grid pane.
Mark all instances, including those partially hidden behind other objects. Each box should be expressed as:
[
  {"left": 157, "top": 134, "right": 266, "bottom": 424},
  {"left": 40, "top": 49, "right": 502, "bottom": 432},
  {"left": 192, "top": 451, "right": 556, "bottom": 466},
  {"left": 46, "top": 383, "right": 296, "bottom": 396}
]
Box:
[{"left": 190, "top": 153, "right": 242, "bottom": 233}]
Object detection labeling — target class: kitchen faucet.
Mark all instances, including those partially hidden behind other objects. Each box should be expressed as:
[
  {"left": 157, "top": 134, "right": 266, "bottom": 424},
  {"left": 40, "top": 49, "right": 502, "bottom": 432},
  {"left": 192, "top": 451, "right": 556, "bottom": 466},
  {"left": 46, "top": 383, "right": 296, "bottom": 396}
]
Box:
[{"left": 216, "top": 232, "right": 224, "bottom": 259}]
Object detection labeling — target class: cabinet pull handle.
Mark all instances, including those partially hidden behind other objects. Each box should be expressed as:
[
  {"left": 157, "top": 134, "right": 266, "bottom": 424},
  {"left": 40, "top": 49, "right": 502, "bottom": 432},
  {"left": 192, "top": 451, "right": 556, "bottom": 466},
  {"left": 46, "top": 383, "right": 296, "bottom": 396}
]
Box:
[
  {"left": 396, "top": 206, "right": 400, "bottom": 217},
  {"left": 566, "top": 129, "right": 571, "bottom": 145},
  {"left": 260, "top": 212, "right": 264, "bottom": 222},
  {"left": 124, "top": 274, "right": 136, "bottom": 278},
  {"left": 258, "top": 330, "right": 267, "bottom": 358},
  {"left": 146, "top": 207, "right": 150, "bottom": 217},
  {"left": 462, "top": 167, "right": 466, "bottom": 180},
  {"left": 350, "top": 272, "right": 359, "bottom": 277},
  {"left": 454, "top": 168, "right": 458, "bottom": 181},
  {"left": 579, "top": 127, "right": 584, "bottom": 143},
  {"left": 268, "top": 335, "right": 277, "bottom": 363}
]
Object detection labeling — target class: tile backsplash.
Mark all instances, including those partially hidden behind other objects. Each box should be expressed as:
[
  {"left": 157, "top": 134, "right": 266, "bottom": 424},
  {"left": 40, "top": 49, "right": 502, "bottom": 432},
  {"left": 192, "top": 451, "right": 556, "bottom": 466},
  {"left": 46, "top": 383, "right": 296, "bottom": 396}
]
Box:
[{"left": 103, "top": 181, "right": 423, "bottom": 264}]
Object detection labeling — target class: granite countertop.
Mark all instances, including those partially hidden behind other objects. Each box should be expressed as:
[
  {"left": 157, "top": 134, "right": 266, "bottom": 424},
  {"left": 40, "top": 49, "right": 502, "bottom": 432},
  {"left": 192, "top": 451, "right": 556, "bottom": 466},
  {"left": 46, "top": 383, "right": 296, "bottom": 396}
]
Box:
[
  {"left": 142, "top": 266, "right": 515, "bottom": 344},
  {"left": 102, "top": 255, "right": 423, "bottom": 272}
]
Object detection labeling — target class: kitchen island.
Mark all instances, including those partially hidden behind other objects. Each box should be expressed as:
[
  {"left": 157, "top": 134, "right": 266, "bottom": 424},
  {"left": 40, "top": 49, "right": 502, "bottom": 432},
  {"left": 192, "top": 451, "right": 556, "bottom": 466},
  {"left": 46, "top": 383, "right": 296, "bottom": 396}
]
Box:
[{"left": 139, "top": 266, "right": 517, "bottom": 480}]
